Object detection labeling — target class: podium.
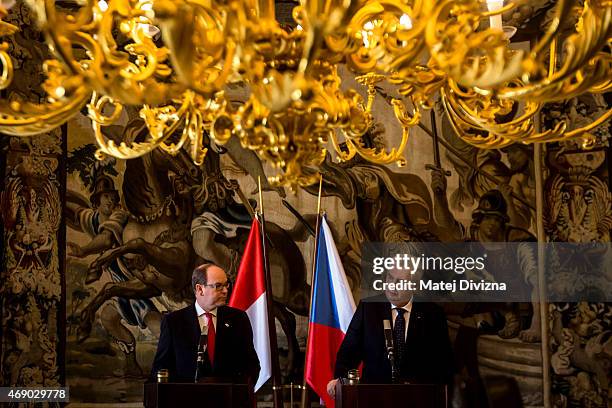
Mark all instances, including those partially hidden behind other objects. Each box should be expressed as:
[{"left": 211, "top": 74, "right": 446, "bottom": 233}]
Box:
[
  {"left": 144, "top": 382, "right": 253, "bottom": 408},
  {"left": 335, "top": 383, "right": 447, "bottom": 408}
]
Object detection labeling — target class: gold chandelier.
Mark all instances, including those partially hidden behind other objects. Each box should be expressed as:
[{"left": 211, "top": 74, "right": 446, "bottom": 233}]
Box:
[{"left": 0, "top": 0, "right": 610, "bottom": 188}]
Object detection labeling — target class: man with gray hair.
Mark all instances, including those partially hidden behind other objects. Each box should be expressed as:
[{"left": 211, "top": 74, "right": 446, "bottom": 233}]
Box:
[{"left": 151, "top": 263, "right": 260, "bottom": 385}]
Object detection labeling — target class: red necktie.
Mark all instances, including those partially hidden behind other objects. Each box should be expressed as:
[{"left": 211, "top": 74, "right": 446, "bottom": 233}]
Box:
[{"left": 205, "top": 312, "right": 216, "bottom": 364}]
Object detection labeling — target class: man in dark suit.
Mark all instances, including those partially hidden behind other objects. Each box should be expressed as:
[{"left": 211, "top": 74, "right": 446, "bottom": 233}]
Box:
[
  {"left": 151, "top": 263, "right": 260, "bottom": 385},
  {"left": 327, "top": 267, "right": 454, "bottom": 398}
]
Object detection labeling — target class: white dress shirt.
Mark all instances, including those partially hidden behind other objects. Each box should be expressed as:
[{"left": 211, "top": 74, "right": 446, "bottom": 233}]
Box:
[
  {"left": 195, "top": 302, "right": 217, "bottom": 333},
  {"left": 390, "top": 300, "right": 412, "bottom": 340}
]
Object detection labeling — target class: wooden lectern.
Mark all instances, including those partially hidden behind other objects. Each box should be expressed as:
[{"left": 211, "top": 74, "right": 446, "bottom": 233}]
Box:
[
  {"left": 144, "top": 382, "right": 253, "bottom": 408},
  {"left": 335, "top": 383, "right": 447, "bottom": 408}
]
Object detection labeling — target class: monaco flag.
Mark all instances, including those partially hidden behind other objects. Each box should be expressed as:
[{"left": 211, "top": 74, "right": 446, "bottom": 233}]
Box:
[
  {"left": 229, "top": 217, "right": 271, "bottom": 391},
  {"left": 305, "top": 215, "right": 356, "bottom": 407}
]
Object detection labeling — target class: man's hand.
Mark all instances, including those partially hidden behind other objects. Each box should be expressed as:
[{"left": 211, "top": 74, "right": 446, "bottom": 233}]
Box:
[
  {"left": 67, "top": 242, "right": 85, "bottom": 258},
  {"left": 430, "top": 168, "right": 448, "bottom": 195},
  {"left": 326, "top": 378, "right": 339, "bottom": 399}
]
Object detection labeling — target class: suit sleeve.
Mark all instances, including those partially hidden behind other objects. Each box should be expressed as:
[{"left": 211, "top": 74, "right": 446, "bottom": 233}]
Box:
[
  {"left": 241, "top": 313, "right": 261, "bottom": 385},
  {"left": 151, "top": 314, "right": 176, "bottom": 381},
  {"left": 334, "top": 302, "right": 365, "bottom": 378}
]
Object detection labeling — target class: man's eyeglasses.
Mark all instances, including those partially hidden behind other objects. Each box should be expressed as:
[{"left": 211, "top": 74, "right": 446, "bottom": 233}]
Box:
[{"left": 202, "top": 282, "right": 231, "bottom": 291}]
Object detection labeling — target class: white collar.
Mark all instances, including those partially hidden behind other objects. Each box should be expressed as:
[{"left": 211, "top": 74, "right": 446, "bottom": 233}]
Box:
[
  {"left": 195, "top": 301, "right": 217, "bottom": 317},
  {"left": 390, "top": 299, "right": 413, "bottom": 313}
]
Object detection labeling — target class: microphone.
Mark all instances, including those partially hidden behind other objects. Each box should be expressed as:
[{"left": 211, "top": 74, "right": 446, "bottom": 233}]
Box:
[
  {"left": 383, "top": 319, "right": 397, "bottom": 383},
  {"left": 383, "top": 320, "right": 393, "bottom": 355},
  {"left": 194, "top": 325, "right": 208, "bottom": 383}
]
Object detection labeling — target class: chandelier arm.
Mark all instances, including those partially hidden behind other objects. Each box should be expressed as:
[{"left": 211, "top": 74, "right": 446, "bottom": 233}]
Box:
[
  {"left": 341, "top": 121, "right": 411, "bottom": 165},
  {"left": 0, "top": 11, "right": 90, "bottom": 136},
  {"left": 501, "top": 121, "right": 567, "bottom": 144},
  {"left": 448, "top": 81, "right": 543, "bottom": 133},
  {"left": 0, "top": 89, "right": 90, "bottom": 136},
  {"left": 87, "top": 93, "right": 123, "bottom": 126},
  {"left": 187, "top": 110, "right": 208, "bottom": 165},
  {"left": 0, "top": 42, "right": 12, "bottom": 90},
  {"left": 529, "top": 0, "right": 576, "bottom": 58},
  {"left": 548, "top": 36, "right": 558, "bottom": 79},
  {"left": 90, "top": 91, "right": 201, "bottom": 161},
  {"left": 503, "top": 123, "right": 568, "bottom": 144},
  {"left": 31, "top": 0, "right": 183, "bottom": 106},
  {"left": 445, "top": 86, "right": 534, "bottom": 142},
  {"left": 257, "top": 0, "right": 275, "bottom": 19},
  {"left": 497, "top": 56, "right": 612, "bottom": 102},
  {"left": 296, "top": 16, "right": 319, "bottom": 76},
  {"left": 342, "top": 0, "right": 429, "bottom": 76},
  {"left": 589, "top": 75, "right": 612, "bottom": 93},
  {"left": 155, "top": 115, "right": 206, "bottom": 163},
  {"left": 156, "top": 0, "right": 236, "bottom": 96},
  {"left": 392, "top": 98, "right": 421, "bottom": 128},
  {"left": 425, "top": 0, "right": 525, "bottom": 88},
  {"left": 330, "top": 129, "right": 359, "bottom": 162},
  {"left": 495, "top": 1, "right": 612, "bottom": 101},
  {"left": 143, "top": 93, "right": 195, "bottom": 136},
  {"left": 388, "top": 65, "right": 447, "bottom": 110},
  {"left": 441, "top": 84, "right": 572, "bottom": 146},
  {"left": 423, "top": 0, "right": 609, "bottom": 94},
  {"left": 480, "top": 2, "right": 517, "bottom": 18},
  {"left": 155, "top": 99, "right": 213, "bottom": 164},
  {"left": 33, "top": 0, "right": 90, "bottom": 76},
  {"left": 92, "top": 118, "right": 174, "bottom": 160},
  {"left": 158, "top": 121, "right": 191, "bottom": 156},
  {"left": 440, "top": 86, "right": 514, "bottom": 149},
  {"left": 0, "top": 16, "right": 16, "bottom": 90},
  {"left": 562, "top": 108, "right": 612, "bottom": 139}
]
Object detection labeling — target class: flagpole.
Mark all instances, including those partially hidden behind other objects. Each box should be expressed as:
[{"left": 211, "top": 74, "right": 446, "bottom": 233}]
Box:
[
  {"left": 258, "top": 176, "right": 265, "bottom": 216},
  {"left": 258, "top": 176, "right": 283, "bottom": 408},
  {"left": 301, "top": 174, "right": 323, "bottom": 408}
]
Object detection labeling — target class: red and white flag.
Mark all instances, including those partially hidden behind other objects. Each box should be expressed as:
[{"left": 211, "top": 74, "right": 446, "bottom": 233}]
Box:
[{"left": 229, "top": 217, "right": 272, "bottom": 391}]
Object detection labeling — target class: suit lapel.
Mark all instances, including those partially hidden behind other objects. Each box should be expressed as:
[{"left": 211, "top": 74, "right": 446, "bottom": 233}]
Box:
[
  {"left": 213, "top": 306, "right": 225, "bottom": 367},
  {"left": 381, "top": 300, "right": 392, "bottom": 323},
  {"left": 188, "top": 304, "right": 201, "bottom": 350},
  {"left": 375, "top": 301, "right": 394, "bottom": 377},
  {"left": 375, "top": 301, "right": 392, "bottom": 348},
  {"left": 216, "top": 306, "right": 225, "bottom": 338},
  {"left": 406, "top": 301, "right": 424, "bottom": 345}
]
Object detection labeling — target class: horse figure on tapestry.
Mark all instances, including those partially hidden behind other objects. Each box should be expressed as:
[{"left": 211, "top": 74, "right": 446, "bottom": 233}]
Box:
[
  {"left": 66, "top": 119, "right": 202, "bottom": 349},
  {"left": 66, "top": 120, "right": 309, "bottom": 378}
]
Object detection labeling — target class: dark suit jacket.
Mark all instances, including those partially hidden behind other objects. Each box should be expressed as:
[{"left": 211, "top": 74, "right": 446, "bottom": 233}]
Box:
[
  {"left": 151, "top": 304, "right": 260, "bottom": 384},
  {"left": 334, "top": 296, "right": 454, "bottom": 384}
]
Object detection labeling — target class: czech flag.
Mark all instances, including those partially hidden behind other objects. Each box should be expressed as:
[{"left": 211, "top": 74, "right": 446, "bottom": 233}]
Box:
[
  {"left": 305, "top": 216, "right": 356, "bottom": 407},
  {"left": 229, "top": 217, "right": 272, "bottom": 391}
]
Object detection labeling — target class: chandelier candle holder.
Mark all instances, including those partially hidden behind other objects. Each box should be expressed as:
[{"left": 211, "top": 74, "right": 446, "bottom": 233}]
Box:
[{"left": 0, "top": 0, "right": 609, "bottom": 188}]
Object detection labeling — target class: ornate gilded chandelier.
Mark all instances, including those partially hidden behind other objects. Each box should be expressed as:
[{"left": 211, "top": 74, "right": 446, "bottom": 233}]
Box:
[{"left": 0, "top": 0, "right": 610, "bottom": 187}]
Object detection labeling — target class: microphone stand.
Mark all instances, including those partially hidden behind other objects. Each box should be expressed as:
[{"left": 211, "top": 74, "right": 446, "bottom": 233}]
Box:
[
  {"left": 194, "top": 331, "right": 208, "bottom": 383},
  {"left": 383, "top": 320, "right": 398, "bottom": 384},
  {"left": 387, "top": 347, "right": 398, "bottom": 384}
]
